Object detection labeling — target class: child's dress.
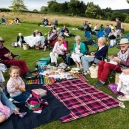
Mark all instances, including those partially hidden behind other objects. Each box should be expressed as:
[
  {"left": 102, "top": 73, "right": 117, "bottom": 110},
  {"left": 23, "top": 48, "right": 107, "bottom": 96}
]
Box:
[{"left": 117, "top": 72, "right": 129, "bottom": 98}]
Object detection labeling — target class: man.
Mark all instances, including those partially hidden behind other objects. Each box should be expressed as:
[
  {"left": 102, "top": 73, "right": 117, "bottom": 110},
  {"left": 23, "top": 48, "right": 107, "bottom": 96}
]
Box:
[
  {"left": 0, "top": 37, "right": 32, "bottom": 78},
  {"left": 115, "top": 18, "right": 121, "bottom": 36},
  {"left": 95, "top": 38, "right": 129, "bottom": 87}
]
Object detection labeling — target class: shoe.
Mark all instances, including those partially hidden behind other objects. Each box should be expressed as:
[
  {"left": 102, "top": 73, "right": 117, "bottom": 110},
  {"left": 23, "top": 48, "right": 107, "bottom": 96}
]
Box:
[
  {"left": 117, "top": 96, "right": 129, "bottom": 101},
  {"left": 95, "top": 80, "right": 105, "bottom": 88}
]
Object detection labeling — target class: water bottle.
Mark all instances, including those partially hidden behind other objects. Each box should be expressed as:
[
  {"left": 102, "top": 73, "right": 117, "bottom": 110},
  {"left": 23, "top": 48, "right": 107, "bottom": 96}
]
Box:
[
  {"left": 35, "top": 61, "right": 38, "bottom": 70},
  {"left": 40, "top": 64, "right": 44, "bottom": 73}
]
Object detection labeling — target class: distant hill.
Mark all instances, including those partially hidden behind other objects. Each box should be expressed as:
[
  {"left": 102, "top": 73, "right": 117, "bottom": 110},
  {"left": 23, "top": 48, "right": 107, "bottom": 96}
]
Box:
[{"left": 114, "top": 9, "right": 129, "bottom": 14}]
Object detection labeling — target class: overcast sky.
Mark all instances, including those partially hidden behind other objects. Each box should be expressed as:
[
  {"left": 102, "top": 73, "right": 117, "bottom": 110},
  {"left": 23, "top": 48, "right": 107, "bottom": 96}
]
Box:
[{"left": 0, "top": 0, "right": 129, "bottom": 11}]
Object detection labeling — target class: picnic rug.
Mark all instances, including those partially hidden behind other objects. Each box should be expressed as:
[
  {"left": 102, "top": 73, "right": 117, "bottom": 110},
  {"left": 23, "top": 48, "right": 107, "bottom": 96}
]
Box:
[
  {"left": 26, "top": 72, "right": 86, "bottom": 85},
  {"left": 45, "top": 78, "right": 119, "bottom": 122},
  {"left": 0, "top": 84, "right": 70, "bottom": 129}
]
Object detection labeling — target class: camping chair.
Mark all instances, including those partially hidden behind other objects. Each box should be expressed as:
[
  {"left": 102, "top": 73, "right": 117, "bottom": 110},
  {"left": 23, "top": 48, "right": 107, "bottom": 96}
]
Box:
[
  {"left": 84, "top": 31, "right": 92, "bottom": 39},
  {"left": 97, "top": 31, "right": 105, "bottom": 38},
  {"left": 48, "top": 36, "right": 58, "bottom": 50}
]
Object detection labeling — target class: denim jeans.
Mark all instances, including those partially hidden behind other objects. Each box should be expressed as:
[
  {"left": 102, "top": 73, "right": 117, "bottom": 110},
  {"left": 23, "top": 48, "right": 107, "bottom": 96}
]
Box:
[{"left": 0, "top": 92, "right": 16, "bottom": 111}]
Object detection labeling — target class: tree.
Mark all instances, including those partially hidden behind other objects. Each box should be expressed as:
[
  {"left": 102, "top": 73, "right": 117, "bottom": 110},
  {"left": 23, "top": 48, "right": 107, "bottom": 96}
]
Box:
[
  {"left": 9, "top": 0, "right": 28, "bottom": 12},
  {"left": 32, "top": 9, "right": 38, "bottom": 13},
  {"left": 127, "top": 0, "right": 129, "bottom": 4}
]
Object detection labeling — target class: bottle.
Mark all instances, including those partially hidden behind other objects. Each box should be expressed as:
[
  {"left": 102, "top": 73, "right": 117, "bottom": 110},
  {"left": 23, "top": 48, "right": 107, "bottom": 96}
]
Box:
[
  {"left": 40, "top": 64, "right": 44, "bottom": 73},
  {"left": 35, "top": 61, "right": 38, "bottom": 70}
]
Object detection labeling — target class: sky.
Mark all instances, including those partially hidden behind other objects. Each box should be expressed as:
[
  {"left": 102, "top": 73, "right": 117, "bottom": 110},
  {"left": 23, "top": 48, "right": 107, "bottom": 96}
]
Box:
[{"left": 0, "top": 0, "right": 129, "bottom": 11}]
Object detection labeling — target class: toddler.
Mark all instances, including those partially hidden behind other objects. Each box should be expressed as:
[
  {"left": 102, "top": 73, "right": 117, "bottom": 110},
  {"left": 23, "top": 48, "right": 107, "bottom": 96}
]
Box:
[{"left": 7, "top": 66, "right": 31, "bottom": 103}]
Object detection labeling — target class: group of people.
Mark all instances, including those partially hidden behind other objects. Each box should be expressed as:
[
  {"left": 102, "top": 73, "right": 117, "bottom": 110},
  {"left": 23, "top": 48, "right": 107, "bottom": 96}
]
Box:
[
  {"left": 1, "top": 15, "right": 20, "bottom": 25},
  {"left": 42, "top": 17, "right": 58, "bottom": 26},
  {"left": 82, "top": 18, "right": 123, "bottom": 40}
]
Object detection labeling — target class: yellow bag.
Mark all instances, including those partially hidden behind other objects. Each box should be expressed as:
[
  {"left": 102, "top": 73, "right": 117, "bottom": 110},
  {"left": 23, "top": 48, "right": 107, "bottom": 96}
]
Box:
[{"left": 89, "top": 64, "right": 98, "bottom": 78}]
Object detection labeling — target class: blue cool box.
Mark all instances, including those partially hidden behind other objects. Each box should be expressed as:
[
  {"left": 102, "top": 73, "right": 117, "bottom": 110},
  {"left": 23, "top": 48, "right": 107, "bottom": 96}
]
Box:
[{"left": 37, "top": 61, "right": 47, "bottom": 67}]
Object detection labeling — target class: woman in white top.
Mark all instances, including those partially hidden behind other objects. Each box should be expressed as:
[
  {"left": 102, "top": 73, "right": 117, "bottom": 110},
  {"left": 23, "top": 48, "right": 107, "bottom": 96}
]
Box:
[{"left": 50, "top": 36, "right": 67, "bottom": 66}]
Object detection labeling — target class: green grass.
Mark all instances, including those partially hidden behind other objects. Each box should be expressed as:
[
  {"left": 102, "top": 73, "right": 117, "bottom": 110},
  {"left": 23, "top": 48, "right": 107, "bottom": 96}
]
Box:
[{"left": 1, "top": 23, "right": 129, "bottom": 129}]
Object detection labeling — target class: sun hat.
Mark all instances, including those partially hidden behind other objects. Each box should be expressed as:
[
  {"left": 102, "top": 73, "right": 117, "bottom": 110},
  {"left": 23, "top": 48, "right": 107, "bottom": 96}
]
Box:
[
  {"left": 0, "top": 37, "right": 5, "bottom": 42},
  {"left": 119, "top": 38, "right": 129, "bottom": 45}
]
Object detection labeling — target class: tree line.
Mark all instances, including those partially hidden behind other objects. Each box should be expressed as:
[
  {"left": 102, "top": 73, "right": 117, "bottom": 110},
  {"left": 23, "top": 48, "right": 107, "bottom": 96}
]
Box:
[{"left": 1, "top": 0, "right": 129, "bottom": 23}]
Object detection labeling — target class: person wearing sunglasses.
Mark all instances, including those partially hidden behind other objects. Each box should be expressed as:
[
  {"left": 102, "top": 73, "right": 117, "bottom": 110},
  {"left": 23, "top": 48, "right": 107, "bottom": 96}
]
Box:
[{"left": 95, "top": 38, "right": 129, "bottom": 87}]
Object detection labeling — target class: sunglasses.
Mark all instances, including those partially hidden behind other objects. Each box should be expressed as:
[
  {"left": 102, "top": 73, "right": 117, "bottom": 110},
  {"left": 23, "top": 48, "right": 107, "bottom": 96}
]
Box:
[{"left": 119, "top": 45, "right": 126, "bottom": 48}]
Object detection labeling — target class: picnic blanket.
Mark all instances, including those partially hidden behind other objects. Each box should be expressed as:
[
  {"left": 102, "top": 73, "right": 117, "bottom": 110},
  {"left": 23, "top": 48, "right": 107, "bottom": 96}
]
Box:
[
  {"left": 0, "top": 85, "right": 70, "bottom": 129},
  {"left": 26, "top": 72, "right": 86, "bottom": 85},
  {"left": 45, "top": 79, "right": 119, "bottom": 122}
]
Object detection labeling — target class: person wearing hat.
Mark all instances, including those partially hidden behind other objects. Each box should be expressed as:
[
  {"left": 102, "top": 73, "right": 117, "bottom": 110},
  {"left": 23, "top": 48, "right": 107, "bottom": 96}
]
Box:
[
  {"left": 0, "top": 37, "right": 33, "bottom": 78},
  {"left": 95, "top": 38, "right": 129, "bottom": 87}
]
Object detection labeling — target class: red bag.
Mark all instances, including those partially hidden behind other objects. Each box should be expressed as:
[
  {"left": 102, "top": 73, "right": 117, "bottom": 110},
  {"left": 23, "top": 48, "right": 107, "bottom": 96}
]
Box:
[{"left": 31, "top": 88, "right": 47, "bottom": 98}]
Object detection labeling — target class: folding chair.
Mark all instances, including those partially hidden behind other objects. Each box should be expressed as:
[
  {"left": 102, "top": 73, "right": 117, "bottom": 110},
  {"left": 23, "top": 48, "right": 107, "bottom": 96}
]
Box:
[
  {"left": 84, "top": 31, "right": 92, "bottom": 39},
  {"left": 97, "top": 31, "right": 105, "bottom": 38},
  {"left": 48, "top": 36, "right": 58, "bottom": 50}
]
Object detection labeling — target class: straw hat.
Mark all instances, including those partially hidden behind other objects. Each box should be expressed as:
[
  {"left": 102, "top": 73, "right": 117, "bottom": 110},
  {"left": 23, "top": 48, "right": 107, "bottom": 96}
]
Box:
[
  {"left": 0, "top": 37, "right": 5, "bottom": 42},
  {"left": 119, "top": 38, "right": 129, "bottom": 45}
]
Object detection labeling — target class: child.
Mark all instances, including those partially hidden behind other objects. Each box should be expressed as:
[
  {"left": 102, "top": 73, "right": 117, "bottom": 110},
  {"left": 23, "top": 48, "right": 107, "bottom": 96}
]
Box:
[
  {"left": 0, "top": 84, "right": 19, "bottom": 123},
  {"left": 7, "top": 66, "right": 31, "bottom": 103},
  {"left": 117, "top": 68, "right": 129, "bottom": 101}
]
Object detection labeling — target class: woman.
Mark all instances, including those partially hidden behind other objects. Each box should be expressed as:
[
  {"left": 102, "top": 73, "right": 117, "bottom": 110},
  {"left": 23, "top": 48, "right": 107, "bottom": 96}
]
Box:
[
  {"left": 108, "top": 29, "right": 117, "bottom": 40},
  {"left": 17, "top": 33, "right": 25, "bottom": 47},
  {"left": 95, "top": 38, "right": 129, "bottom": 87},
  {"left": 71, "top": 36, "right": 86, "bottom": 69},
  {"left": 81, "top": 37, "right": 108, "bottom": 75},
  {"left": 0, "top": 37, "right": 32, "bottom": 78},
  {"left": 33, "top": 30, "right": 43, "bottom": 37},
  {"left": 50, "top": 36, "right": 67, "bottom": 66}
]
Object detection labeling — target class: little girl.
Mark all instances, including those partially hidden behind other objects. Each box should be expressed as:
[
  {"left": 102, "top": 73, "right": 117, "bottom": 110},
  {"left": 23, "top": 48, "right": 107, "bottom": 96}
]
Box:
[
  {"left": 0, "top": 84, "right": 19, "bottom": 123},
  {"left": 117, "top": 68, "right": 129, "bottom": 101},
  {"left": 7, "top": 66, "right": 31, "bottom": 103}
]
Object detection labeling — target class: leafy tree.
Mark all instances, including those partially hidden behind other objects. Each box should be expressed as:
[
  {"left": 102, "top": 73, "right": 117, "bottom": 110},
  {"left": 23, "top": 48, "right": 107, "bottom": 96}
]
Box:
[
  {"left": 124, "top": 15, "right": 129, "bottom": 23},
  {"left": 127, "top": 0, "right": 129, "bottom": 4},
  {"left": 32, "top": 9, "right": 38, "bottom": 13},
  {"left": 9, "top": 0, "right": 28, "bottom": 12}
]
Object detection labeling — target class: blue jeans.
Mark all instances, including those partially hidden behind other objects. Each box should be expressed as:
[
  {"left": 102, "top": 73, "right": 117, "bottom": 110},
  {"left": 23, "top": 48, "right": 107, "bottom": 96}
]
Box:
[
  {"left": 12, "top": 92, "right": 31, "bottom": 103},
  {"left": 0, "top": 92, "right": 16, "bottom": 111}
]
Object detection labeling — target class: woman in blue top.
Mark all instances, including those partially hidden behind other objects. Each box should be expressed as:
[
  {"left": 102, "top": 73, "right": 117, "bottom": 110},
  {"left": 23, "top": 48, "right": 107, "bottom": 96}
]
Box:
[
  {"left": 81, "top": 37, "right": 108, "bottom": 75},
  {"left": 71, "top": 36, "right": 86, "bottom": 69}
]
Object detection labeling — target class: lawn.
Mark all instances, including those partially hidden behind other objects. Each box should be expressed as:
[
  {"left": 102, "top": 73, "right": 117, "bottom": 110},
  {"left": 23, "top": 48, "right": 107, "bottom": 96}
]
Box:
[{"left": 1, "top": 22, "right": 129, "bottom": 129}]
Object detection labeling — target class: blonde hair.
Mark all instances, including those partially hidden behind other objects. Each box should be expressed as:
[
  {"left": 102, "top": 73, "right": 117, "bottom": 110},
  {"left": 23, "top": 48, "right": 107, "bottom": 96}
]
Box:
[
  {"left": 57, "top": 36, "right": 64, "bottom": 41},
  {"left": 98, "top": 37, "right": 106, "bottom": 45},
  {"left": 9, "top": 66, "right": 20, "bottom": 75}
]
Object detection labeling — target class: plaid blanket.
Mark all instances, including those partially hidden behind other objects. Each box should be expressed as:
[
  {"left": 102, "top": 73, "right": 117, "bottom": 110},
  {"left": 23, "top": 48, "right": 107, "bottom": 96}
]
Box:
[
  {"left": 45, "top": 79, "right": 119, "bottom": 122},
  {"left": 26, "top": 72, "right": 86, "bottom": 85}
]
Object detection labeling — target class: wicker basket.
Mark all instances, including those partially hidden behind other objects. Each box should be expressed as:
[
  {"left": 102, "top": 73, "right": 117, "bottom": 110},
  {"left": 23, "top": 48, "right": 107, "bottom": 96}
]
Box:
[{"left": 23, "top": 43, "right": 29, "bottom": 50}]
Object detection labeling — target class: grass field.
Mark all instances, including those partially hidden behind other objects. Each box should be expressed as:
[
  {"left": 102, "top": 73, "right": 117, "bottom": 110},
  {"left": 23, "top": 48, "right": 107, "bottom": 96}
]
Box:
[{"left": 1, "top": 21, "right": 129, "bottom": 129}]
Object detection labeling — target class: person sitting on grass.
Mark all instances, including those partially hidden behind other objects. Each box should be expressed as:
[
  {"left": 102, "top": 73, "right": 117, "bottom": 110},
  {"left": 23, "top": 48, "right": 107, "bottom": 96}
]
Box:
[
  {"left": 95, "top": 38, "right": 129, "bottom": 88},
  {"left": 1, "top": 15, "right": 7, "bottom": 25},
  {"left": 61, "top": 25, "right": 69, "bottom": 37},
  {"left": 0, "top": 83, "right": 19, "bottom": 123},
  {"left": 17, "top": 33, "right": 25, "bottom": 47},
  {"left": 81, "top": 37, "right": 108, "bottom": 75},
  {"left": 71, "top": 36, "right": 86, "bottom": 69},
  {"left": 7, "top": 66, "right": 31, "bottom": 103},
  {"left": 0, "top": 37, "right": 33, "bottom": 79},
  {"left": 49, "top": 36, "right": 67, "bottom": 67}
]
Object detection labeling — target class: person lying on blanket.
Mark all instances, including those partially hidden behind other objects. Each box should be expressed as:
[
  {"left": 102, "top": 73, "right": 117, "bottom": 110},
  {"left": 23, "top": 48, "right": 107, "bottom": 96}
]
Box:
[{"left": 0, "top": 83, "right": 19, "bottom": 123}]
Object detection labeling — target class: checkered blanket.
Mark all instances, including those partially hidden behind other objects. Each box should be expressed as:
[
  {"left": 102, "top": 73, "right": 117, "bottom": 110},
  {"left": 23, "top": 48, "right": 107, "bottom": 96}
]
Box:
[
  {"left": 45, "top": 79, "right": 119, "bottom": 122},
  {"left": 26, "top": 72, "right": 86, "bottom": 85}
]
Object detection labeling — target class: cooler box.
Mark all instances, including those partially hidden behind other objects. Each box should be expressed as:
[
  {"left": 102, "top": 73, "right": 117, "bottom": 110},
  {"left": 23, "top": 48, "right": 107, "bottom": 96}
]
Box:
[
  {"left": 38, "top": 58, "right": 51, "bottom": 65},
  {"left": 37, "top": 61, "right": 47, "bottom": 67}
]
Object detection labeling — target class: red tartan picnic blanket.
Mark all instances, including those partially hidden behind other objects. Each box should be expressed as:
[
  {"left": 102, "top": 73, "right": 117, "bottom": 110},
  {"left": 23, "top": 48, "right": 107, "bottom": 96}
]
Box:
[{"left": 45, "top": 79, "right": 119, "bottom": 122}]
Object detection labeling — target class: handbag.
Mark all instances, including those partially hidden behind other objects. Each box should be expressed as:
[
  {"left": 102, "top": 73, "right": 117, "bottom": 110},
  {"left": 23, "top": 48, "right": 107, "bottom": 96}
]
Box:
[
  {"left": 89, "top": 64, "right": 98, "bottom": 78},
  {"left": 31, "top": 88, "right": 47, "bottom": 98},
  {"left": 25, "top": 97, "right": 49, "bottom": 111}
]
